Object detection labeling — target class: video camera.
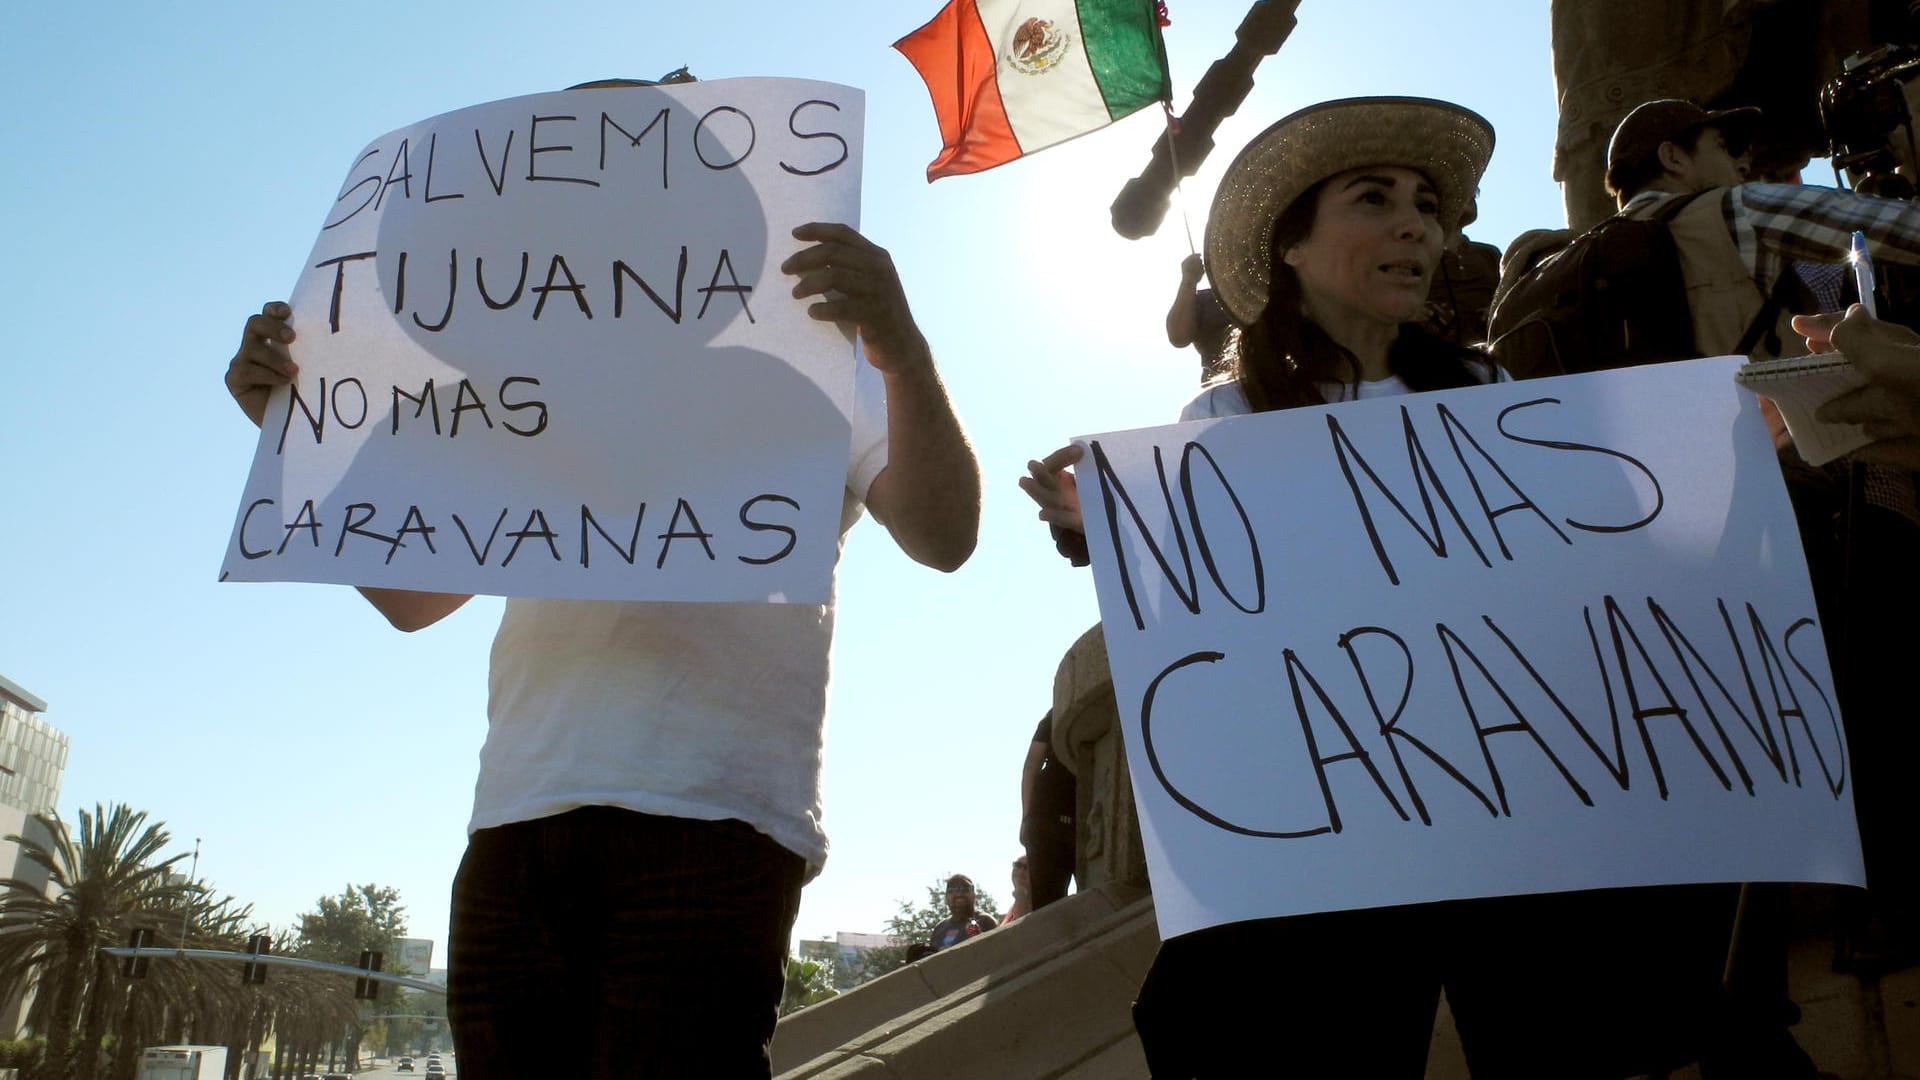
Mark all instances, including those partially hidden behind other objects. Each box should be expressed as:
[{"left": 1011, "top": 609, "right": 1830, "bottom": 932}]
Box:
[{"left": 1822, "top": 43, "right": 1920, "bottom": 197}]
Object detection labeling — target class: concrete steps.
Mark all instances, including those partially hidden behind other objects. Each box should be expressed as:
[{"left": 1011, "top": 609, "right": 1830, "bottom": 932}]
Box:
[{"left": 772, "top": 884, "right": 1156, "bottom": 1080}]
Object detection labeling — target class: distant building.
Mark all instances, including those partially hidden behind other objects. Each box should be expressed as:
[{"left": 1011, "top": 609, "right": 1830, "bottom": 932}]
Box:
[
  {"left": 0, "top": 674, "right": 62, "bottom": 818},
  {"left": 0, "top": 673, "right": 68, "bottom": 1037},
  {"left": 799, "top": 931, "right": 898, "bottom": 990}
]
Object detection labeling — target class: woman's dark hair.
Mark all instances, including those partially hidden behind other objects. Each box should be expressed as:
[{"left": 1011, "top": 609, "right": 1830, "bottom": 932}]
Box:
[{"left": 1227, "top": 177, "right": 1487, "bottom": 413}]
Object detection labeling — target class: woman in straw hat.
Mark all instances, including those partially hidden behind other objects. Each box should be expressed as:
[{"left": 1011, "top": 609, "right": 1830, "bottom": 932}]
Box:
[
  {"left": 1024, "top": 98, "right": 1753, "bottom": 1079},
  {"left": 1020, "top": 96, "right": 1500, "bottom": 1076},
  {"left": 1022, "top": 96, "right": 1499, "bottom": 548}
]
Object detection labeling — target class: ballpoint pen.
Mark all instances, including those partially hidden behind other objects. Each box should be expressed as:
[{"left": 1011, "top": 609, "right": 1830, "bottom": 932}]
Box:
[{"left": 1849, "top": 230, "right": 1879, "bottom": 319}]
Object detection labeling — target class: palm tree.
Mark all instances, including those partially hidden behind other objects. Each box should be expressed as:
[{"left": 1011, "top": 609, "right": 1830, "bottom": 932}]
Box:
[
  {"left": 0, "top": 804, "right": 195, "bottom": 1080},
  {"left": 103, "top": 891, "right": 257, "bottom": 1080}
]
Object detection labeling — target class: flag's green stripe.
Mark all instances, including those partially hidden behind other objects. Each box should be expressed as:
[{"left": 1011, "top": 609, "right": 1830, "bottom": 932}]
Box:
[{"left": 1077, "top": 0, "right": 1170, "bottom": 120}]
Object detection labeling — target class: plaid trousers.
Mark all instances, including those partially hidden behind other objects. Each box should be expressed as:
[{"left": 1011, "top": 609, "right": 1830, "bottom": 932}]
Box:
[{"left": 448, "top": 806, "right": 806, "bottom": 1080}]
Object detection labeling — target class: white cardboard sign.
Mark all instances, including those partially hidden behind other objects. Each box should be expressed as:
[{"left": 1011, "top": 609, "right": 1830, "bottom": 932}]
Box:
[
  {"left": 221, "top": 78, "right": 866, "bottom": 603},
  {"left": 1077, "top": 358, "right": 1864, "bottom": 941}
]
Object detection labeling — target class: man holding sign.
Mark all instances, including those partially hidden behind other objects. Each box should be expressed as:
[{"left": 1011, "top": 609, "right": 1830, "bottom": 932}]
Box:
[{"left": 223, "top": 77, "right": 979, "bottom": 1079}]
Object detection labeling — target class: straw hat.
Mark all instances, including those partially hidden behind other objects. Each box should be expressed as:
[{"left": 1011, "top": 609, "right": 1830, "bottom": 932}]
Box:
[{"left": 1204, "top": 97, "right": 1495, "bottom": 325}]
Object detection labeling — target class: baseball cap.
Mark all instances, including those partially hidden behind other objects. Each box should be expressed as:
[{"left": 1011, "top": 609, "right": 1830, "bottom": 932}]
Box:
[{"left": 1605, "top": 99, "right": 1762, "bottom": 186}]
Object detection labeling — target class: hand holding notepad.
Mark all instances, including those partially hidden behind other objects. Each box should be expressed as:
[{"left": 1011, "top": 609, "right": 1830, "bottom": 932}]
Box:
[
  {"left": 1744, "top": 307, "right": 1920, "bottom": 469},
  {"left": 1734, "top": 352, "right": 1873, "bottom": 465}
]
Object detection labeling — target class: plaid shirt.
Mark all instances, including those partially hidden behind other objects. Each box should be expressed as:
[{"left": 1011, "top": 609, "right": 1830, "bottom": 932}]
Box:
[{"left": 1626, "top": 183, "right": 1920, "bottom": 300}]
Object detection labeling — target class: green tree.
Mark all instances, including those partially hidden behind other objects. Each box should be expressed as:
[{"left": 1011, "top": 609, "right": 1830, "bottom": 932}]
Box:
[
  {"left": 778, "top": 956, "right": 837, "bottom": 1016},
  {"left": 293, "top": 884, "right": 408, "bottom": 1070},
  {"left": 843, "top": 877, "right": 1001, "bottom": 986},
  {"left": 0, "top": 804, "right": 196, "bottom": 1080},
  {"left": 294, "top": 884, "right": 407, "bottom": 966}
]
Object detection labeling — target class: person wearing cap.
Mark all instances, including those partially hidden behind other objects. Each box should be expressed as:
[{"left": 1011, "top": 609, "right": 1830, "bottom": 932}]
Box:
[
  {"left": 1022, "top": 95, "right": 1501, "bottom": 1076},
  {"left": 1600, "top": 97, "right": 1920, "bottom": 1075},
  {"left": 1605, "top": 96, "right": 1920, "bottom": 360},
  {"left": 926, "top": 875, "right": 998, "bottom": 952}
]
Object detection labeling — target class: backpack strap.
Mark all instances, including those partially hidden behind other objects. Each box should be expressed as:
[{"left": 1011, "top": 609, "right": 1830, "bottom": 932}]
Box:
[
  {"left": 1734, "top": 273, "right": 1801, "bottom": 357},
  {"left": 1643, "top": 189, "right": 1801, "bottom": 358},
  {"left": 1625, "top": 189, "right": 1709, "bottom": 225}
]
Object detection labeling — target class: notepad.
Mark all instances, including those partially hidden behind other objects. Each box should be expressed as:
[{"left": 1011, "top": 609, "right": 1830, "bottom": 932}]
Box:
[{"left": 1734, "top": 353, "right": 1872, "bottom": 466}]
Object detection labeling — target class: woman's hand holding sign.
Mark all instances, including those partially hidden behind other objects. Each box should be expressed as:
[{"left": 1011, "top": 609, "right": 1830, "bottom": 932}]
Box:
[
  {"left": 1021, "top": 444, "right": 1086, "bottom": 535},
  {"left": 1020, "top": 443, "right": 1092, "bottom": 567}
]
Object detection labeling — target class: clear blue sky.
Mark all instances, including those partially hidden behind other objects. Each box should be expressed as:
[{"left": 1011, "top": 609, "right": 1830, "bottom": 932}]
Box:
[{"left": 0, "top": 0, "right": 1570, "bottom": 958}]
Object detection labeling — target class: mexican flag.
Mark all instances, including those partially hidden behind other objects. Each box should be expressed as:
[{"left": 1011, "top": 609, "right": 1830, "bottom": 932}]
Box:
[{"left": 895, "top": 0, "right": 1171, "bottom": 181}]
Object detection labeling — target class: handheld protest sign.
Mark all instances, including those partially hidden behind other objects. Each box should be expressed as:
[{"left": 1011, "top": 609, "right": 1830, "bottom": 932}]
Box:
[
  {"left": 221, "top": 78, "right": 866, "bottom": 603},
  {"left": 1077, "top": 358, "right": 1863, "bottom": 941}
]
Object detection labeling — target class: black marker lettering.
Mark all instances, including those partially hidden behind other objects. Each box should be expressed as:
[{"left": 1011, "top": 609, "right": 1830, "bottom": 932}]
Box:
[
  {"left": 1089, "top": 439, "right": 1200, "bottom": 631},
  {"left": 423, "top": 131, "right": 465, "bottom": 203},
  {"left": 531, "top": 254, "right": 592, "bottom": 320},
  {"left": 694, "top": 106, "right": 755, "bottom": 170},
  {"left": 278, "top": 500, "right": 322, "bottom": 555},
  {"left": 739, "top": 494, "right": 800, "bottom": 565},
  {"left": 453, "top": 509, "right": 511, "bottom": 565},
  {"left": 656, "top": 498, "right": 716, "bottom": 567},
  {"left": 1180, "top": 441, "right": 1265, "bottom": 615},
  {"left": 314, "top": 251, "right": 377, "bottom": 333},
  {"left": 501, "top": 509, "right": 562, "bottom": 566},
  {"left": 528, "top": 115, "right": 598, "bottom": 186},
  {"left": 238, "top": 498, "right": 276, "bottom": 559},
  {"left": 614, "top": 247, "right": 688, "bottom": 322},
  {"left": 1329, "top": 408, "right": 1490, "bottom": 586},
  {"left": 335, "top": 503, "right": 393, "bottom": 558},
  {"left": 1436, "top": 402, "right": 1570, "bottom": 559},
  {"left": 1138, "top": 651, "right": 1333, "bottom": 838},
  {"left": 499, "top": 377, "right": 548, "bottom": 437},
  {"left": 388, "top": 506, "right": 438, "bottom": 564},
  {"left": 1436, "top": 622, "right": 1594, "bottom": 815},
  {"left": 1497, "top": 398, "right": 1664, "bottom": 533},
  {"left": 695, "top": 249, "right": 754, "bottom": 322},
  {"left": 412, "top": 249, "right": 458, "bottom": 333},
  {"left": 600, "top": 108, "right": 670, "bottom": 188},
  {"left": 475, "top": 252, "right": 530, "bottom": 310},
  {"left": 579, "top": 504, "right": 645, "bottom": 567},
  {"left": 323, "top": 148, "right": 383, "bottom": 230},
  {"left": 782, "top": 99, "right": 849, "bottom": 176},
  {"left": 392, "top": 380, "right": 442, "bottom": 435},
  {"left": 1339, "top": 626, "right": 1497, "bottom": 824},
  {"left": 475, "top": 127, "right": 516, "bottom": 195},
  {"left": 449, "top": 379, "right": 495, "bottom": 437},
  {"left": 374, "top": 139, "right": 413, "bottom": 210}
]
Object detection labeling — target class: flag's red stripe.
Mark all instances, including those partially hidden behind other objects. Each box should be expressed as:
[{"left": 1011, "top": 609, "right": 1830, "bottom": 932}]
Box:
[{"left": 895, "top": 0, "right": 1023, "bottom": 180}]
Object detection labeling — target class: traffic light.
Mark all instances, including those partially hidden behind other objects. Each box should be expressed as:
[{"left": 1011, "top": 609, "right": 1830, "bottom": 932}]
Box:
[
  {"left": 241, "top": 933, "right": 270, "bottom": 985},
  {"left": 353, "top": 949, "right": 383, "bottom": 1000},
  {"left": 122, "top": 928, "right": 152, "bottom": 979}
]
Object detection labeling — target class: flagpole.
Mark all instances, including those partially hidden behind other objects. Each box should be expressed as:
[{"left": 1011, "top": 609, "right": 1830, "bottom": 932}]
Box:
[{"left": 1161, "top": 102, "right": 1198, "bottom": 257}]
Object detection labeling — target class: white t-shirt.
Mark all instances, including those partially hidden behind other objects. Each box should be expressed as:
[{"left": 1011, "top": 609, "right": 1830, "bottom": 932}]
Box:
[
  {"left": 472, "top": 361, "right": 891, "bottom": 876},
  {"left": 1180, "top": 359, "right": 1505, "bottom": 420}
]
